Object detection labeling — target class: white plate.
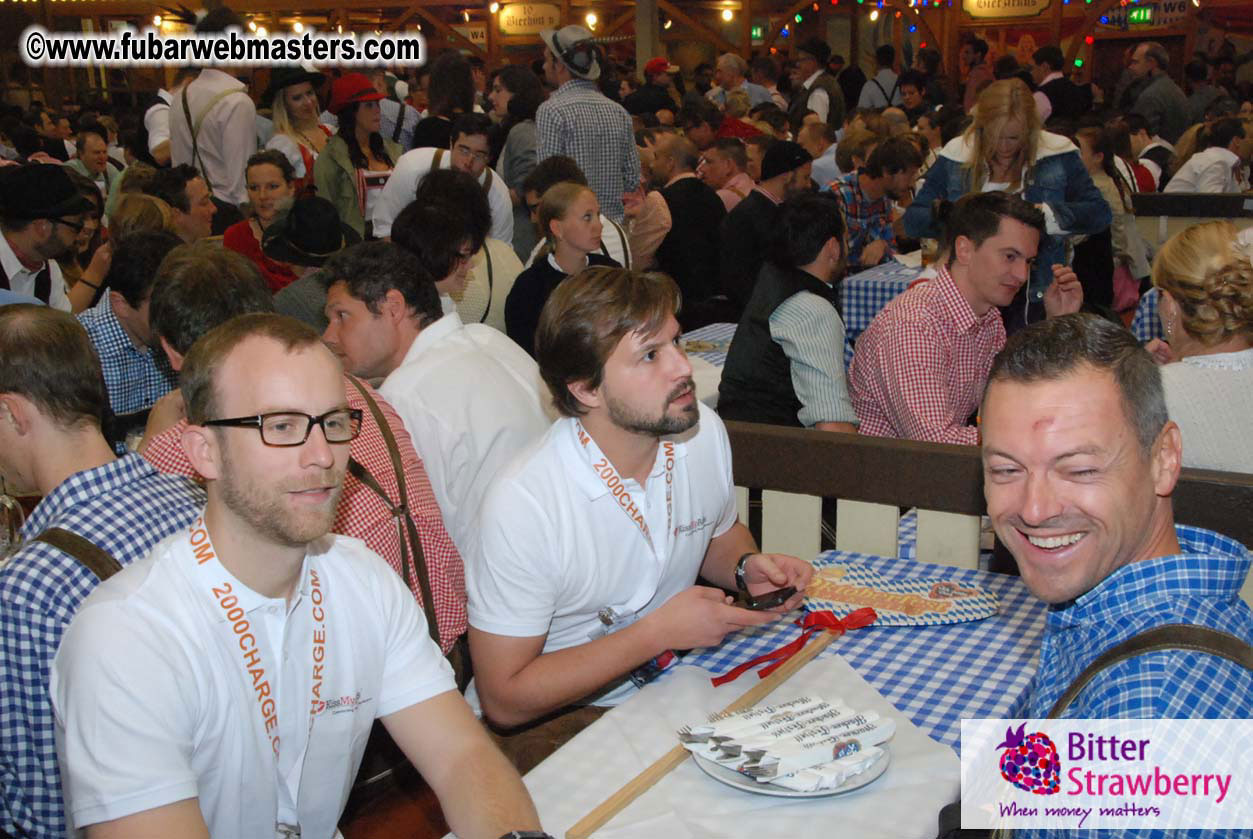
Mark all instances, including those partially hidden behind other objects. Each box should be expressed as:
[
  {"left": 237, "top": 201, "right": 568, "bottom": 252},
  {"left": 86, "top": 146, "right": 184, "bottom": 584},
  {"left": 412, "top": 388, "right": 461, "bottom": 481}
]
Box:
[{"left": 691, "top": 747, "right": 891, "bottom": 799}]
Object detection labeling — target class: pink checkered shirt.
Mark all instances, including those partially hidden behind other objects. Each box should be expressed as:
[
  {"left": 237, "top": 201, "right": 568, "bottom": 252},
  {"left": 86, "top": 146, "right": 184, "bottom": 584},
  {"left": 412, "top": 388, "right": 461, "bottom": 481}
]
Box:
[
  {"left": 141, "top": 375, "right": 467, "bottom": 653},
  {"left": 848, "top": 266, "right": 1005, "bottom": 445}
]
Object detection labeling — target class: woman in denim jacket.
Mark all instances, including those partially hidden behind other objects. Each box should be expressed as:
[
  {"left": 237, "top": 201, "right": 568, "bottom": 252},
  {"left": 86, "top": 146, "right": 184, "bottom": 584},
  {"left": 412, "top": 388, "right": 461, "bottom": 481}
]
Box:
[{"left": 904, "top": 79, "right": 1111, "bottom": 331}]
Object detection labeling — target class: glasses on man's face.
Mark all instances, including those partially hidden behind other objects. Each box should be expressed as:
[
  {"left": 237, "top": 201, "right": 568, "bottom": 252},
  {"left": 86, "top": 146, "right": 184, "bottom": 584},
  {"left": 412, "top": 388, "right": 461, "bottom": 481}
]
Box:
[
  {"left": 204, "top": 408, "right": 363, "bottom": 447},
  {"left": 52, "top": 217, "right": 85, "bottom": 233},
  {"left": 453, "top": 143, "right": 490, "bottom": 164}
]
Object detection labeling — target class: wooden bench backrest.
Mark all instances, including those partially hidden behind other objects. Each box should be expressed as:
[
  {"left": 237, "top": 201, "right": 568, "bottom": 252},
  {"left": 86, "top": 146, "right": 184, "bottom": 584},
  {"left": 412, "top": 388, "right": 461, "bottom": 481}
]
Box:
[{"left": 1131, "top": 192, "right": 1253, "bottom": 252}]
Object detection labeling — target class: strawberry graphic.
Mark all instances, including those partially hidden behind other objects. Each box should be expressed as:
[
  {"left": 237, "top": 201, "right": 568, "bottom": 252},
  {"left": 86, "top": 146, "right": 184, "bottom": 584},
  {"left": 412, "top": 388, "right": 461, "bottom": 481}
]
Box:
[{"left": 996, "top": 723, "right": 1060, "bottom": 795}]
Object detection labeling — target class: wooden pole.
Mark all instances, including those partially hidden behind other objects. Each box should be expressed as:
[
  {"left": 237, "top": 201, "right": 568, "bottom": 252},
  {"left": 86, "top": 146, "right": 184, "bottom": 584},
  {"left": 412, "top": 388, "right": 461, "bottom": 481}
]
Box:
[
  {"left": 565, "top": 628, "right": 847, "bottom": 839},
  {"left": 741, "top": 0, "right": 752, "bottom": 58}
]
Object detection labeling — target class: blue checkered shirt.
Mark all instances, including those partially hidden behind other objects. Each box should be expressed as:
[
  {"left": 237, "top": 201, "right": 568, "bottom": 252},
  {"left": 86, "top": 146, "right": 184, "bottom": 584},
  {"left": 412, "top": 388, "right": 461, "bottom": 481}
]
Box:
[
  {"left": 536, "top": 79, "right": 640, "bottom": 223},
  {"left": 76, "top": 294, "right": 177, "bottom": 417},
  {"left": 830, "top": 169, "right": 896, "bottom": 271},
  {"left": 1013, "top": 525, "right": 1253, "bottom": 839},
  {"left": 0, "top": 455, "right": 204, "bottom": 839}
]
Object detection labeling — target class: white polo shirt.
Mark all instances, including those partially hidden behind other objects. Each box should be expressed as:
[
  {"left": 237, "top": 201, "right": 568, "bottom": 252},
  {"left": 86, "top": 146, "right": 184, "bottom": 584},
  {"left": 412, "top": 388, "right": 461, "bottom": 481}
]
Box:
[
  {"left": 0, "top": 231, "right": 69, "bottom": 311},
  {"left": 380, "top": 310, "right": 552, "bottom": 556},
  {"left": 369, "top": 146, "right": 513, "bottom": 242},
  {"left": 52, "top": 519, "right": 454, "bottom": 838},
  {"left": 466, "top": 402, "right": 738, "bottom": 706}
]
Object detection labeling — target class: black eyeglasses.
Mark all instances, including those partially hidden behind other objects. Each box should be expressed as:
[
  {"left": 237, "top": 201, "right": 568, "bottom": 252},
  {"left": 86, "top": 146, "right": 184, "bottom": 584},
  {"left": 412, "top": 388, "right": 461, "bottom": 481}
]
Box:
[
  {"left": 204, "top": 409, "right": 363, "bottom": 447},
  {"left": 51, "top": 217, "right": 85, "bottom": 233}
]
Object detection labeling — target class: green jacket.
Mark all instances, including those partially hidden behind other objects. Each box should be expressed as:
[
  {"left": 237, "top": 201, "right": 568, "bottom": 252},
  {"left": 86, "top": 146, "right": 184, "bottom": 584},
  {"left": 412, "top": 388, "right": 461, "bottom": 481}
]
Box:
[{"left": 313, "top": 134, "right": 403, "bottom": 237}]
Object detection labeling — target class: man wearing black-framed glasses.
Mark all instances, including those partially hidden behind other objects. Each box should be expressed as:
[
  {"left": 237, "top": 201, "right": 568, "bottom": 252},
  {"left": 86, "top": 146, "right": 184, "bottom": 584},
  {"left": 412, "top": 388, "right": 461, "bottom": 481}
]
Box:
[
  {"left": 0, "top": 163, "right": 94, "bottom": 311},
  {"left": 52, "top": 312, "right": 544, "bottom": 838}
]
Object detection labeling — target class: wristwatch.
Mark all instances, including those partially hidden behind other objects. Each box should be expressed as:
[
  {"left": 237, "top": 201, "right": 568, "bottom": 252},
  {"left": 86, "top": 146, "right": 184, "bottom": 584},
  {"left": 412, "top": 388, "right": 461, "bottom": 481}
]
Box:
[
  {"left": 498, "top": 832, "right": 555, "bottom": 839},
  {"left": 734, "top": 552, "right": 755, "bottom": 592}
]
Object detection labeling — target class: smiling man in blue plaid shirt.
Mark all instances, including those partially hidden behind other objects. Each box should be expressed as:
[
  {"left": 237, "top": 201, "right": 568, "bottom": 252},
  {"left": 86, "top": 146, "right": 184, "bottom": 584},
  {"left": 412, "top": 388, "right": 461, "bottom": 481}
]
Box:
[
  {"left": 0, "top": 305, "right": 204, "bottom": 839},
  {"left": 980, "top": 314, "right": 1253, "bottom": 838},
  {"left": 536, "top": 25, "right": 640, "bottom": 224},
  {"left": 983, "top": 313, "right": 1253, "bottom": 717},
  {"left": 74, "top": 230, "right": 180, "bottom": 422}
]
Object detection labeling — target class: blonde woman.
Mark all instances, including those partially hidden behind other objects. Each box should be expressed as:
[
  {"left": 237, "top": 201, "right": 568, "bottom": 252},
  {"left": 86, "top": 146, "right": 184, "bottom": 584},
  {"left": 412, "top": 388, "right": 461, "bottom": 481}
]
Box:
[
  {"left": 504, "top": 182, "right": 619, "bottom": 354},
  {"left": 905, "top": 78, "right": 1110, "bottom": 329},
  {"left": 262, "top": 67, "right": 331, "bottom": 195},
  {"left": 1146, "top": 221, "right": 1253, "bottom": 472}
]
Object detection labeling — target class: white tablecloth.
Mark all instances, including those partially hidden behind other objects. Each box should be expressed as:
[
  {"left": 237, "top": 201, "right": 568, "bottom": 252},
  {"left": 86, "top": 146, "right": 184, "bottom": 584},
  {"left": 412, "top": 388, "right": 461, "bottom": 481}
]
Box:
[{"left": 513, "top": 655, "right": 959, "bottom": 839}]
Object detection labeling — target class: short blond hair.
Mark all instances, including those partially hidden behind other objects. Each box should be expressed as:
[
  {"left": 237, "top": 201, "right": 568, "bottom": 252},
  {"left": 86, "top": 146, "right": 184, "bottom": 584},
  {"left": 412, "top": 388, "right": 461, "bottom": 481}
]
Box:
[
  {"left": 109, "top": 193, "right": 175, "bottom": 241},
  {"left": 1151, "top": 221, "right": 1253, "bottom": 347}
]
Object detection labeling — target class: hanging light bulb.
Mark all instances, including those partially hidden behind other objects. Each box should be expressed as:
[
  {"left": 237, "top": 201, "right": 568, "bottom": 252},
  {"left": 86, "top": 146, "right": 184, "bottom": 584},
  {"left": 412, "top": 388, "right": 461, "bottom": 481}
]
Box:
[
  {"left": 869, "top": 8, "right": 879, "bottom": 20},
  {"left": 663, "top": 17, "right": 673, "bottom": 28},
  {"left": 292, "top": 20, "right": 304, "bottom": 32},
  {"left": 256, "top": 25, "right": 268, "bottom": 36},
  {"left": 489, "top": 1, "right": 500, "bottom": 12},
  {"left": 585, "top": 11, "right": 597, "bottom": 27},
  {"left": 247, "top": 20, "right": 257, "bottom": 31},
  {"left": 152, "top": 14, "right": 162, "bottom": 25},
  {"left": 722, "top": 8, "right": 734, "bottom": 20},
  {"left": 463, "top": 9, "right": 471, "bottom": 21}
]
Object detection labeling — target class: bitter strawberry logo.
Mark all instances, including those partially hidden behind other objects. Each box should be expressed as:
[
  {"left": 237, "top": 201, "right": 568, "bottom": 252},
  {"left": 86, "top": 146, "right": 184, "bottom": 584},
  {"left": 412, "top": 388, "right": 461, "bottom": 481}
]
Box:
[{"left": 996, "top": 723, "right": 1061, "bottom": 795}]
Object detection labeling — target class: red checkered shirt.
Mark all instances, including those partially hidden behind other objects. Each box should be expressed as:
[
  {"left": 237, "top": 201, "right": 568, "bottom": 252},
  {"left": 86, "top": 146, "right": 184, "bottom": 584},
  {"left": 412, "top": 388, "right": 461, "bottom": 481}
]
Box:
[
  {"left": 848, "top": 266, "right": 1005, "bottom": 445},
  {"left": 141, "top": 374, "right": 467, "bottom": 653}
]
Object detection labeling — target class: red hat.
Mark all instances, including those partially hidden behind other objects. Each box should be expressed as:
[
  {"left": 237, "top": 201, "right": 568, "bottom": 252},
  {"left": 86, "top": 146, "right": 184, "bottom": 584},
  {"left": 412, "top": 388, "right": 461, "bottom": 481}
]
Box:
[
  {"left": 327, "top": 72, "right": 385, "bottom": 114},
  {"left": 644, "top": 57, "right": 680, "bottom": 78}
]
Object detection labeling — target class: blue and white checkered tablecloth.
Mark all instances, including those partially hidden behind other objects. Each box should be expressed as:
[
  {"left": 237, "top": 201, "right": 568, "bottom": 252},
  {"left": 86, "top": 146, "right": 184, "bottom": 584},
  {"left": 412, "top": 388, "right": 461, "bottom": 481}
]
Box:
[
  {"left": 1131, "top": 287, "right": 1163, "bottom": 343},
  {"left": 681, "top": 322, "right": 736, "bottom": 367},
  {"left": 841, "top": 259, "right": 924, "bottom": 366},
  {"left": 675, "top": 551, "right": 1047, "bottom": 754}
]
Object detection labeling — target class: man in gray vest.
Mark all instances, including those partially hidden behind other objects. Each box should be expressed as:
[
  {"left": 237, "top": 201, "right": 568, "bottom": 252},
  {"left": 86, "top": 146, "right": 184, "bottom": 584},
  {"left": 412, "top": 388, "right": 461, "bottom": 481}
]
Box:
[{"left": 787, "top": 38, "right": 845, "bottom": 134}]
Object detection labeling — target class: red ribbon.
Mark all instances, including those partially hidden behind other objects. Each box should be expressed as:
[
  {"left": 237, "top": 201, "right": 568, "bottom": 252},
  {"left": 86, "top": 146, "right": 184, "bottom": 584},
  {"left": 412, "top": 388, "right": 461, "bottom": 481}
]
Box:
[{"left": 710, "top": 608, "right": 878, "bottom": 687}]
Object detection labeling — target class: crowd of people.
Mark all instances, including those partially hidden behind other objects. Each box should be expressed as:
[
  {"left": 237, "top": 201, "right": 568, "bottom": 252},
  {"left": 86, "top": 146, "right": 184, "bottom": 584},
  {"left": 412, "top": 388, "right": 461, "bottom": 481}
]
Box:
[{"left": 1, "top": 6, "right": 1253, "bottom": 838}]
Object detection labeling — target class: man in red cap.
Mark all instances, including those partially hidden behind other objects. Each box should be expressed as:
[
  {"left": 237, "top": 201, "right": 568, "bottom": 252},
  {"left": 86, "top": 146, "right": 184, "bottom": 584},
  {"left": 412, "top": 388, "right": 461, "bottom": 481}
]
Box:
[{"left": 623, "top": 57, "right": 680, "bottom": 116}]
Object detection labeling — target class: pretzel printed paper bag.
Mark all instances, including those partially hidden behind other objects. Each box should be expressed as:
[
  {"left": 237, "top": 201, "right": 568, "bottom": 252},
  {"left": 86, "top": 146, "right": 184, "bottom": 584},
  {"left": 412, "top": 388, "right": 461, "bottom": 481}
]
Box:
[{"left": 804, "top": 562, "right": 997, "bottom": 626}]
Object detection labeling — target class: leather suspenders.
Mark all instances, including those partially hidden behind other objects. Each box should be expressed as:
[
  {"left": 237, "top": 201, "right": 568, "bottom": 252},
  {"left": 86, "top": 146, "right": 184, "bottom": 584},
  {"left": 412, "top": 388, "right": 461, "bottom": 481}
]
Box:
[
  {"left": 343, "top": 376, "right": 441, "bottom": 646},
  {"left": 1047, "top": 624, "right": 1253, "bottom": 718},
  {"left": 32, "top": 527, "right": 123, "bottom": 580}
]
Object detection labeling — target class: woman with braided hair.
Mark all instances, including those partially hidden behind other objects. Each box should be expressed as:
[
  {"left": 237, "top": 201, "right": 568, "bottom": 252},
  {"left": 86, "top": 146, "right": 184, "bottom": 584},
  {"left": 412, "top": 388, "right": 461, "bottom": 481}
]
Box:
[{"left": 1147, "top": 220, "right": 1253, "bottom": 472}]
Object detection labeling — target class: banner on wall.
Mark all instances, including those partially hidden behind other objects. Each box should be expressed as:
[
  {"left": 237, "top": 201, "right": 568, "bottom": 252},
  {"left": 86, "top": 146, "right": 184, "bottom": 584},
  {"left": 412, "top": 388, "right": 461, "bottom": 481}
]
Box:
[{"left": 963, "top": 0, "right": 1050, "bottom": 20}]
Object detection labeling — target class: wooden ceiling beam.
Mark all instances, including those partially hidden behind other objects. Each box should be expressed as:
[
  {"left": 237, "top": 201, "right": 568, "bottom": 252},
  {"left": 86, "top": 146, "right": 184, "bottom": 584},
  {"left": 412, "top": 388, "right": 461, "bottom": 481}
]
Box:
[{"left": 656, "top": 0, "right": 739, "bottom": 54}]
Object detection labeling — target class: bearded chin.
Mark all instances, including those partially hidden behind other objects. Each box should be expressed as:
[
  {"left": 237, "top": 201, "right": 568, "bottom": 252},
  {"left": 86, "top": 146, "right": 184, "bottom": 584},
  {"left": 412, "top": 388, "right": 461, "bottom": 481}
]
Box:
[{"left": 217, "top": 446, "right": 344, "bottom": 547}]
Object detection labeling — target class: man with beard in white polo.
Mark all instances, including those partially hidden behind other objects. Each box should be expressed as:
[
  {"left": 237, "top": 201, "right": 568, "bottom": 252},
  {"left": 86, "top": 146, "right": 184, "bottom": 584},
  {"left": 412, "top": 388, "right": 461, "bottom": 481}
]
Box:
[{"left": 467, "top": 267, "right": 814, "bottom": 770}]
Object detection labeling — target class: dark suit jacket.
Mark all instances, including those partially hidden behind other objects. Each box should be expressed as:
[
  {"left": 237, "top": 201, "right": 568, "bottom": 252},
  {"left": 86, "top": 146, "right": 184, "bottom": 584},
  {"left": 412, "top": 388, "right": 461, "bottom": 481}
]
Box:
[{"left": 655, "top": 175, "right": 726, "bottom": 305}]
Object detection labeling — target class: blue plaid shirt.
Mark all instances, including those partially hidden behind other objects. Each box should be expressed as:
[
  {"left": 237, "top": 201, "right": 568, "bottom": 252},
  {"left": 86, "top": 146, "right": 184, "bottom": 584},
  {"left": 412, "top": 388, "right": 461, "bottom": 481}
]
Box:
[
  {"left": 75, "top": 294, "right": 177, "bottom": 417},
  {"left": 1014, "top": 524, "right": 1253, "bottom": 839},
  {"left": 830, "top": 169, "right": 896, "bottom": 271},
  {"left": 536, "top": 79, "right": 640, "bottom": 223},
  {"left": 0, "top": 455, "right": 204, "bottom": 839}
]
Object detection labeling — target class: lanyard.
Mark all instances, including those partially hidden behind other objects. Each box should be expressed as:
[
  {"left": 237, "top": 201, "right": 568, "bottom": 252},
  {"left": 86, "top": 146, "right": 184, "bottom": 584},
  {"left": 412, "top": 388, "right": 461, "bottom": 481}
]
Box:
[
  {"left": 186, "top": 517, "right": 327, "bottom": 827},
  {"left": 573, "top": 421, "right": 674, "bottom": 554}
]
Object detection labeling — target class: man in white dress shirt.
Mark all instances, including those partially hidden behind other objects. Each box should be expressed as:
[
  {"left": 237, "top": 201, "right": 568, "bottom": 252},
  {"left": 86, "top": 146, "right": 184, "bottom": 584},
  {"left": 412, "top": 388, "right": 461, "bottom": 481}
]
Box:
[
  {"left": 51, "top": 313, "right": 543, "bottom": 838},
  {"left": 168, "top": 8, "right": 258, "bottom": 207},
  {"left": 321, "top": 241, "right": 551, "bottom": 557},
  {"left": 371, "top": 113, "right": 513, "bottom": 242},
  {"left": 0, "top": 164, "right": 92, "bottom": 311},
  {"left": 1164, "top": 117, "right": 1250, "bottom": 194}
]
